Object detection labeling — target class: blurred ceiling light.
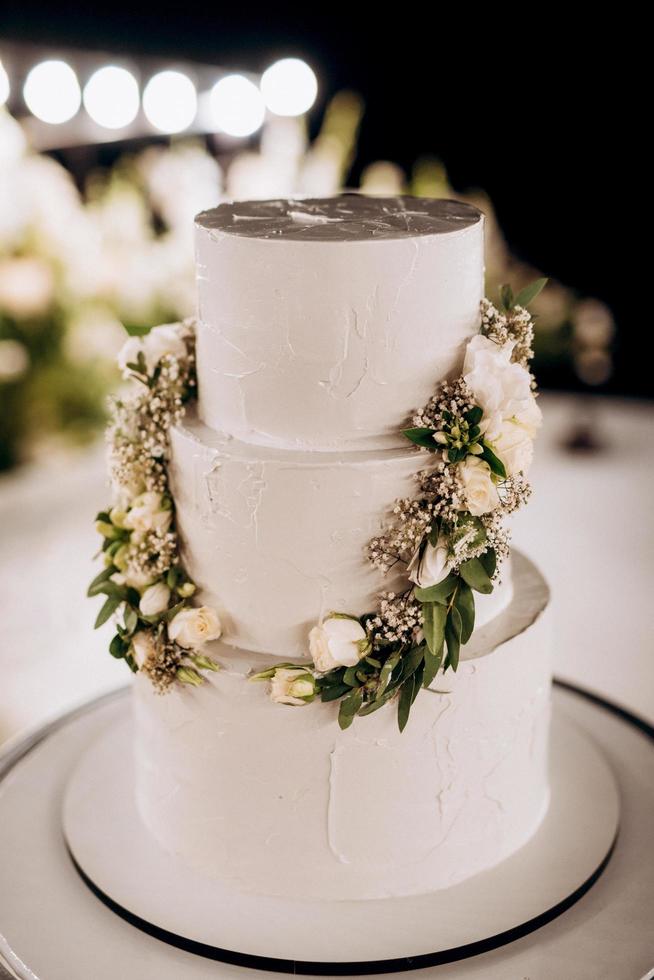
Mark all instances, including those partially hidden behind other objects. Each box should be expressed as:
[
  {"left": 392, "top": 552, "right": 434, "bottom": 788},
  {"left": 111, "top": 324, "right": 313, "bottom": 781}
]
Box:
[
  {"left": 143, "top": 70, "right": 197, "bottom": 133},
  {"left": 210, "top": 74, "right": 265, "bottom": 137},
  {"left": 260, "top": 58, "right": 317, "bottom": 116},
  {"left": 83, "top": 65, "right": 139, "bottom": 129},
  {"left": 23, "top": 60, "right": 81, "bottom": 124},
  {"left": 0, "top": 60, "right": 9, "bottom": 107}
]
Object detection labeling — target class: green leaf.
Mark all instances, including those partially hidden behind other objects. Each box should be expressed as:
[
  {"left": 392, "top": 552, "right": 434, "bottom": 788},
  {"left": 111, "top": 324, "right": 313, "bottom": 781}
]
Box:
[
  {"left": 514, "top": 277, "right": 548, "bottom": 309},
  {"left": 480, "top": 443, "right": 507, "bottom": 479},
  {"left": 402, "top": 427, "right": 438, "bottom": 451},
  {"left": 95, "top": 511, "right": 112, "bottom": 524},
  {"left": 87, "top": 565, "right": 116, "bottom": 597},
  {"left": 109, "top": 634, "right": 128, "bottom": 659},
  {"left": 455, "top": 581, "right": 475, "bottom": 644},
  {"left": 378, "top": 650, "right": 401, "bottom": 696},
  {"left": 459, "top": 557, "right": 494, "bottom": 594},
  {"left": 479, "top": 548, "right": 497, "bottom": 578},
  {"left": 422, "top": 641, "right": 444, "bottom": 689},
  {"left": 338, "top": 688, "right": 364, "bottom": 730},
  {"left": 124, "top": 606, "right": 139, "bottom": 635},
  {"left": 166, "top": 566, "right": 181, "bottom": 589},
  {"left": 321, "top": 683, "right": 353, "bottom": 703},
  {"left": 428, "top": 519, "right": 441, "bottom": 546},
  {"left": 464, "top": 406, "right": 483, "bottom": 426},
  {"left": 445, "top": 606, "right": 462, "bottom": 671},
  {"left": 411, "top": 662, "right": 424, "bottom": 704},
  {"left": 414, "top": 572, "right": 458, "bottom": 604},
  {"left": 500, "top": 283, "right": 514, "bottom": 312},
  {"left": 359, "top": 694, "right": 393, "bottom": 716},
  {"left": 95, "top": 596, "right": 121, "bottom": 629},
  {"left": 398, "top": 676, "right": 415, "bottom": 732},
  {"left": 422, "top": 601, "right": 447, "bottom": 656},
  {"left": 400, "top": 644, "right": 426, "bottom": 682}
]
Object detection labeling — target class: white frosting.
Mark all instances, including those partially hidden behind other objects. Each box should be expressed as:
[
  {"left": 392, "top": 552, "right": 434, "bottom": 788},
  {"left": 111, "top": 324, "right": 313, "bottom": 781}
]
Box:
[
  {"left": 195, "top": 196, "right": 484, "bottom": 451},
  {"left": 168, "top": 410, "right": 513, "bottom": 658},
  {"left": 133, "top": 552, "right": 550, "bottom": 900}
]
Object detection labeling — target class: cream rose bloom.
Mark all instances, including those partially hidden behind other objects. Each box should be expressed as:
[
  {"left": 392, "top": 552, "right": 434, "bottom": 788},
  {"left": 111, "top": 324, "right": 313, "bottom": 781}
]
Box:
[
  {"left": 463, "top": 335, "right": 542, "bottom": 441},
  {"left": 270, "top": 667, "right": 316, "bottom": 706},
  {"left": 139, "top": 582, "right": 171, "bottom": 617},
  {"left": 118, "top": 323, "right": 187, "bottom": 378},
  {"left": 124, "top": 492, "right": 172, "bottom": 535},
  {"left": 407, "top": 534, "right": 451, "bottom": 588},
  {"left": 168, "top": 606, "right": 222, "bottom": 648},
  {"left": 490, "top": 418, "right": 535, "bottom": 477},
  {"left": 458, "top": 456, "right": 500, "bottom": 516},
  {"left": 131, "top": 630, "right": 156, "bottom": 668},
  {"left": 309, "top": 616, "right": 367, "bottom": 673}
]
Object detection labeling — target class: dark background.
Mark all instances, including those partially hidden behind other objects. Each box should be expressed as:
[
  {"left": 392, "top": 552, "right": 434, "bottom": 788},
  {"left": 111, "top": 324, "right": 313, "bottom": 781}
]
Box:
[{"left": 0, "top": 5, "right": 645, "bottom": 396}]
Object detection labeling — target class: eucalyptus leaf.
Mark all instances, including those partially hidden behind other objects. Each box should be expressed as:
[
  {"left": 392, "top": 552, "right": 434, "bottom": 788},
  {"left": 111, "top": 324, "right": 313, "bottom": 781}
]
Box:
[
  {"left": 109, "top": 634, "right": 128, "bottom": 659},
  {"left": 321, "top": 683, "right": 352, "bottom": 703},
  {"left": 398, "top": 676, "right": 415, "bottom": 732},
  {"left": 359, "top": 694, "right": 392, "bottom": 716},
  {"left": 445, "top": 606, "right": 462, "bottom": 671},
  {"left": 422, "top": 642, "right": 444, "bottom": 689},
  {"left": 500, "top": 283, "right": 514, "bottom": 311},
  {"left": 414, "top": 573, "right": 458, "bottom": 604},
  {"left": 402, "top": 427, "right": 438, "bottom": 451},
  {"left": 455, "top": 581, "right": 475, "bottom": 644},
  {"left": 479, "top": 548, "right": 497, "bottom": 578},
  {"left": 464, "top": 406, "right": 483, "bottom": 426},
  {"left": 343, "top": 665, "right": 360, "bottom": 687},
  {"left": 124, "top": 606, "right": 139, "bottom": 635},
  {"left": 480, "top": 443, "right": 507, "bottom": 480},
  {"left": 514, "top": 277, "right": 548, "bottom": 309},
  {"left": 87, "top": 565, "right": 116, "bottom": 597},
  {"left": 411, "top": 662, "right": 424, "bottom": 704},
  {"left": 338, "top": 688, "right": 364, "bottom": 730},
  {"left": 378, "top": 650, "right": 401, "bottom": 696},
  {"left": 95, "top": 596, "right": 121, "bottom": 629},
  {"left": 459, "top": 557, "right": 494, "bottom": 594},
  {"left": 422, "top": 602, "right": 447, "bottom": 656},
  {"left": 400, "top": 643, "right": 426, "bottom": 682}
]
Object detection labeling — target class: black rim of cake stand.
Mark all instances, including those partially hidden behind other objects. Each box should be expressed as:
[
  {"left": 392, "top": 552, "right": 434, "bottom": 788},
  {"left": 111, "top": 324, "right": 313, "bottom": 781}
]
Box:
[{"left": 52, "top": 678, "right": 650, "bottom": 975}]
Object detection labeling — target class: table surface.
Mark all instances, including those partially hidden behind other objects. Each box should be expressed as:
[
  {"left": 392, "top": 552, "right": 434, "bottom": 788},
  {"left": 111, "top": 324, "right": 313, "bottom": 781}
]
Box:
[{"left": 1, "top": 392, "right": 652, "bottom": 744}]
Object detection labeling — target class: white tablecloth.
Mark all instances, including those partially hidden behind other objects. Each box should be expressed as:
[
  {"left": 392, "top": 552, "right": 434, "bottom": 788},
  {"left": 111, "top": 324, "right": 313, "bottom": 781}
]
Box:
[{"left": 1, "top": 393, "right": 652, "bottom": 743}]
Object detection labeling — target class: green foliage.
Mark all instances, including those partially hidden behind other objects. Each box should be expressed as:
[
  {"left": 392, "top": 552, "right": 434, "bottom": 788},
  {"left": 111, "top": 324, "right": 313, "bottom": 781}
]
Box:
[
  {"left": 402, "top": 427, "right": 437, "bottom": 450},
  {"left": 459, "top": 558, "right": 494, "bottom": 594}
]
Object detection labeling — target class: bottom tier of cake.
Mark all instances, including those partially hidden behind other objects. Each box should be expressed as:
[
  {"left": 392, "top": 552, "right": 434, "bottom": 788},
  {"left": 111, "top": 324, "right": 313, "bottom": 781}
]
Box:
[{"left": 133, "top": 553, "right": 550, "bottom": 901}]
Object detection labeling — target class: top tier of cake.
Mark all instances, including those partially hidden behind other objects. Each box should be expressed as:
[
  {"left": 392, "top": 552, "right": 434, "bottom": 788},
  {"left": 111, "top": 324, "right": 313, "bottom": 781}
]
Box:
[{"left": 195, "top": 195, "right": 484, "bottom": 451}]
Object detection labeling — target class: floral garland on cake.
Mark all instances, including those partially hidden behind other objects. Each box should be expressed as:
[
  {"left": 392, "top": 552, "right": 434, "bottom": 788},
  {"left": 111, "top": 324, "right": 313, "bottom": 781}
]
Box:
[
  {"left": 88, "top": 322, "right": 222, "bottom": 689},
  {"left": 89, "top": 278, "right": 545, "bottom": 729}
]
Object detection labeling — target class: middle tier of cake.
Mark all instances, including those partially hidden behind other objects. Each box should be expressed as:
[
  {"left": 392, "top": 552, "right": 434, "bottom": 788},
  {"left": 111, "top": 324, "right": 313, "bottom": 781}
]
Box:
[{"left": 168, "top": 411, "right": 513, "bottom": 658}]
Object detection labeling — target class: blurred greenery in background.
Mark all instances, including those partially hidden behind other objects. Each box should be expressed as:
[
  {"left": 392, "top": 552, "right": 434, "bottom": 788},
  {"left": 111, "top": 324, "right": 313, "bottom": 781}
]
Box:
[{"left": 0, "top": 95, "right": 613, "bottom": 473}]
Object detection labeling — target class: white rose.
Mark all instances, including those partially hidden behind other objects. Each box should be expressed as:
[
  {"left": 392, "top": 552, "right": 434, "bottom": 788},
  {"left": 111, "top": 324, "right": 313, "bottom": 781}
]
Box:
[
  {"left": 139, "top": 582, "right": 171, "bottom": 617},
  {"left": 407, "top": 534, "right": 451, "bottom": 588},
  {"left": 270, "top": 667, "right": 316, "bottom": 706},
  {"left": 124, "top": 492, "right": 172, "bottom": 535},
  {"left": 168, "top": 606, "right": 222, "bottom": 648},
  {"left": 463, "top": 334, "right": 542, "bottom": 440},
  {"left": 131, "top": 630, "right": 156, "bottom": 668},
  {"left": 458, "top": 456, "right": 500, "bottom": 516},
  {"left": 490, "top": 419, "right": 534, "bottom": 477},
  {"left": 118, "top": 323, "right": 186, "bottom": 378},
  {"left": 123, "top": 567, "right": 157, "bottom": 591},
  {"left": 309, "top": 616, "right": 367, "bottom": 673}
]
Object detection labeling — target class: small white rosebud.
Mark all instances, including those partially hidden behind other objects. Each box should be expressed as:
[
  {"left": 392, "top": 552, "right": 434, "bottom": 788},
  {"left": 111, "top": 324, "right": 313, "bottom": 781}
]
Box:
[
  {"left": 176, "top": 666, "right": 204, "bottom": 687},
  {"left": 270, "top": 668, "right": 316, "bottom": 705},
  {"left": 177, "top": 582, "right": 196, "bottom": 598},
  {"left": 139, "top": 582, "right": 171, "bottom": 617},
  {"left": 433, "top": 431, "right": 449, "bottom": 445},
  {"left": 95, "top": 520, "right": 117, "bottom": 538},
  {"left": 109, "top": 507, "right": 129, "bottom": 529}
]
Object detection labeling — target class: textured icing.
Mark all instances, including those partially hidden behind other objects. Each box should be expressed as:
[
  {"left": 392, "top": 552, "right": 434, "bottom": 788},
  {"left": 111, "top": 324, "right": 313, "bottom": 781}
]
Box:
[
  {"left": 133, "top": 553, "right": 550, "bottom": 900},
  {"left": 197, "top": 195, "right": 482, "bottom": 241},
  {"left": 168, "top": 410, "right": 513, "bottom": 658},
  {"left": 194, "top": 195, "right": 484, "bottom": 451}
]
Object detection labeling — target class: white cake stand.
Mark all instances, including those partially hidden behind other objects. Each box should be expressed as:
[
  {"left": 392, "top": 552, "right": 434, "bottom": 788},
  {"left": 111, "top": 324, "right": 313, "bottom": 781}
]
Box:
[
  {"left": 54, "top": 687, "right": 619, "bottom": 974},
  {"left": 5, "top": 683, "right": 654, "bottom": 979}
]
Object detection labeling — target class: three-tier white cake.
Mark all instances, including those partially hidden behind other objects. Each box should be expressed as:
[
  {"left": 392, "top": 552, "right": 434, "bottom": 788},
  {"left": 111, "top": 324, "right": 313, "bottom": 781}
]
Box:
[{"left": 133, "top": 196, "right": 551, "bottom": 900}]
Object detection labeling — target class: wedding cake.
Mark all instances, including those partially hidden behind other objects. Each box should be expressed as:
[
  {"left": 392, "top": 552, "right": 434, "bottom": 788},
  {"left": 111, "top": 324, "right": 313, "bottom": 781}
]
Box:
[{"left": 92, "top": 195, "right": 551, "bottom": 902}]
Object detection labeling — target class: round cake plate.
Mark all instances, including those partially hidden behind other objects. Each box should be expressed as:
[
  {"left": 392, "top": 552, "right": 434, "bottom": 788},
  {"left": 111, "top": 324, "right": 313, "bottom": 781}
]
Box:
[{"left": 59, "top": 697, "right": 619, "bottom": 972}]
